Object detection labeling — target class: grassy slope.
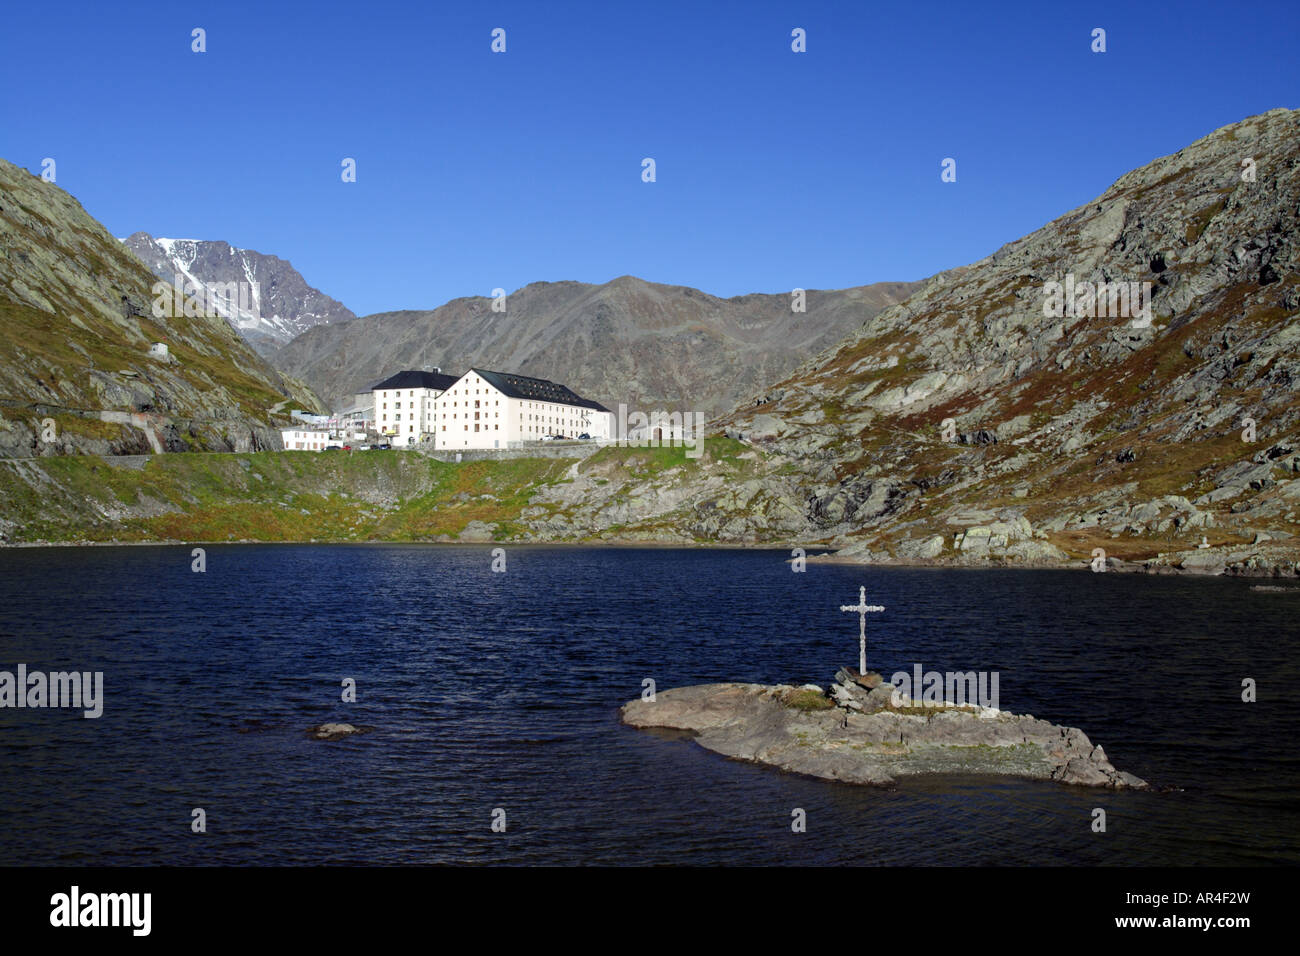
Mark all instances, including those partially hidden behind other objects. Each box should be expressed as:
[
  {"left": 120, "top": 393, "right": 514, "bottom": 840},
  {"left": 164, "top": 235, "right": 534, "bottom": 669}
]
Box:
[
  {"left": 0, "top": 444, "right": 750, "bottom": 544},
  {"left": 1, "top": 166, "right": 324, "bottom": 439}
]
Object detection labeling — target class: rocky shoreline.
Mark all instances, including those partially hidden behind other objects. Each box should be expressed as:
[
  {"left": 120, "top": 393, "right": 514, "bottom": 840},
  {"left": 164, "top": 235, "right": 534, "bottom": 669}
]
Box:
[
  {"left": 621, "top": 667, "right": 1148, "bottom": 789},
  {"left": 5, "top": 533, "right": 1300, "bottom": 580},
  {"left": 803, "top": 544, "right": 1300, "bottom": 577}
]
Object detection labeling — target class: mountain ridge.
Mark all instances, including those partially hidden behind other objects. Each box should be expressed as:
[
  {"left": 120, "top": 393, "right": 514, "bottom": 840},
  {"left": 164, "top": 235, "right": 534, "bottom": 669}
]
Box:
[{"left": 273, "top": 273, "right": 924, "bottom": 414}]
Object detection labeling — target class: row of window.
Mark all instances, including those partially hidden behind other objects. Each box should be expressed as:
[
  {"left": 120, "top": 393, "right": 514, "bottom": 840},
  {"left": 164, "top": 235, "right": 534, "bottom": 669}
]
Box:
[
  {"left": 379, "top": 388, "right": 584, "bottom": 418},
  {"left": 380, "top": 411, "right": 508, "bottom": 423},
  {"left": 380, "top": 399, "right": 506, "bottom": 410}
]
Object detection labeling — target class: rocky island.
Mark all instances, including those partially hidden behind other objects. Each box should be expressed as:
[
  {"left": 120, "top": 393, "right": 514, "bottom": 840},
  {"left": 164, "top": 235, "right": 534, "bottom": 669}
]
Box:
[{"left": 621, "top": 667, "right": 1147, "bottom": 789}]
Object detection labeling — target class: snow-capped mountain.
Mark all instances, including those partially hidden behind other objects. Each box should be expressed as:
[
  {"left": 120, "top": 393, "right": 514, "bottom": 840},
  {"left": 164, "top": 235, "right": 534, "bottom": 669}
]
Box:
[{"left": 121, "top": 232, "right": 355, "bottom": 355}]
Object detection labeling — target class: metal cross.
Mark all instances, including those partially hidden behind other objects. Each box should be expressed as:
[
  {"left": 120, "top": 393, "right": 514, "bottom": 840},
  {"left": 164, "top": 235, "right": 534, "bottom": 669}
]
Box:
[{"left": 839, "top": 585, "right": 885, "bottom": 674}]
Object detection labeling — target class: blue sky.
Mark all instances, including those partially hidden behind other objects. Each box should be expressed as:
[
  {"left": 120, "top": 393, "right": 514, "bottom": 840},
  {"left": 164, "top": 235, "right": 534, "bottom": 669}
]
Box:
[{"left": 2, "top": 0, "right": 1297, "bottom": 317}]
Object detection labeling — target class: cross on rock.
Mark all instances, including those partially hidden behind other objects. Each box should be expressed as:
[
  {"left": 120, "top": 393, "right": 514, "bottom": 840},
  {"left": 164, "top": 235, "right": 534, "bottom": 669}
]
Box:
[{"left": 839, "top": 585, "right": 885, "bottom": 674}]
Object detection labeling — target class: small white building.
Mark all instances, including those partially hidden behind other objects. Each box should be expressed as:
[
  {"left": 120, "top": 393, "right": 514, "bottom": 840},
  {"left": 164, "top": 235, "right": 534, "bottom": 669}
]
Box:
[
  {"left": 431, "top": 368, "right": 614, "bottom": 450},
  {"left": 280, "top": 427, "right": 334, "bottom": 451},
  {"left": 623, "top": 411, "right": 699, "bottom": 444},
  {"left": 338, "top": 404, "right": 374, "bottom": 433},
  {"left": 372, "top": 369, "right": 459, "bottom": 447},
  {"left": 148, "top": 343, "right": 169, "bottom": 360},
  {"left": 339, "top": 394, "right": 375, "bottom": 433}
]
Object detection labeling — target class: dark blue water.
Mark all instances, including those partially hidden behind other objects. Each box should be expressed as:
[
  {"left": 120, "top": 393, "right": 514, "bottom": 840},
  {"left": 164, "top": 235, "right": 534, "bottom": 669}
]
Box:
[{"left": 0, "top": 544, "right": 1296, "bottom": 865}]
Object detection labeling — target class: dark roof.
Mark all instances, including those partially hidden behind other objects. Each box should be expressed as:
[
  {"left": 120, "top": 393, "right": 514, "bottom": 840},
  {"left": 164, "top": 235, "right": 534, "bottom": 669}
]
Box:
[
  {"left": 470, "top": 368, "right": 610, "bottom": 413},
  {"left": 371, "top": 370, "right": 460, "bottom": 392}
]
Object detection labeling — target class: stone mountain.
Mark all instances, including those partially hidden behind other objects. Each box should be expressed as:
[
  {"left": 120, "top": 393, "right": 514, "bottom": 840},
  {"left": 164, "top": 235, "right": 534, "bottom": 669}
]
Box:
[{"left": 122, "top": 232, "right": 355, "bottom": 356}]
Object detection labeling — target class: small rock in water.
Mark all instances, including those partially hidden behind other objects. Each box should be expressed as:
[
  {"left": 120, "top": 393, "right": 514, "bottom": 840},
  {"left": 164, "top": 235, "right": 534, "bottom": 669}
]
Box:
[{"left": 312, "top": 722, "right": 361, "bottom": 741}]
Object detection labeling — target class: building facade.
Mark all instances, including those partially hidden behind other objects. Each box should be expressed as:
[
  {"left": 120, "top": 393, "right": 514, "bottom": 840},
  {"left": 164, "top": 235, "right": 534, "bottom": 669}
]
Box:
[
  {"left": 432, "top": 368, "right": 614, "bottom": 450},
  {"left": 280, "top": 427, "right": 334, "bottom": 450},
  {"left": 371, "top": 369, "right": 459, "bottom": 446}
]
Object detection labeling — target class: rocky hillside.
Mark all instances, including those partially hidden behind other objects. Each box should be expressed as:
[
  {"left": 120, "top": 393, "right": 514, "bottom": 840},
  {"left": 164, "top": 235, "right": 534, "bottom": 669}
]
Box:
[
  {"left": 704, "top": 107, "right": 1300, "bottom": 574},
  {"left": 273, "top": 275, "right": 921, "bottom": 415},
  {"left": 0, "top": 159, "right": 324, "bottom": 458},
  {"left": 123, "top": 232, "right": 355, "bottom": 355}
]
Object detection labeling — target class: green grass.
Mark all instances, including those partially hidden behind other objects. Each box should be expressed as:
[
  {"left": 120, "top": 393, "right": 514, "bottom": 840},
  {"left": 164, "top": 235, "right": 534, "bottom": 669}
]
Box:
[
  {"left": 0, "top": 450, "right": 571, "bottom": 543},
  {"left": 782, "top": 688, "right": 835, "bottom": 712},
  {"left": 581, "top": 436, "right": 750, "bottom": 475}
]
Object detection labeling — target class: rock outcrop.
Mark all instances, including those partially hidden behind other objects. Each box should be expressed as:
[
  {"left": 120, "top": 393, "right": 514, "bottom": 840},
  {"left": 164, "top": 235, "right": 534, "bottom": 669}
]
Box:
[{"left": 621, "top": 668, "right": 1148, "bottom": 789}]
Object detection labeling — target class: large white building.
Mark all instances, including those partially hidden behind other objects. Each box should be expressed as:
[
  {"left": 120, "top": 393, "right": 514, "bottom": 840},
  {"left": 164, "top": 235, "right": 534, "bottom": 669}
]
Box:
[
  {"left": 435, "top": 368, "right": 614, "bottom": 449},
  {"left": 370, "top": 367, "right": 614, "bottom": 450},
  {"left": 372, "top": 369, "right": 459, "bottom": 446}
]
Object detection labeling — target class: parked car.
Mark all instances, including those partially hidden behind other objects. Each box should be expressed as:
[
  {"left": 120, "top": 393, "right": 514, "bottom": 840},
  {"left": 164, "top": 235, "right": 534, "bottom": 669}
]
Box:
[{"left": 578, "top": 433, "right": 592, "bottom": 440}]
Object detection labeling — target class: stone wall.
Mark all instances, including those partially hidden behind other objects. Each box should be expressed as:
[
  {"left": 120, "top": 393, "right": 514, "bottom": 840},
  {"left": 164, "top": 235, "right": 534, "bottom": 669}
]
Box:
[{"left": 414, "top": 442, "right": 605, "bottom": 462}]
